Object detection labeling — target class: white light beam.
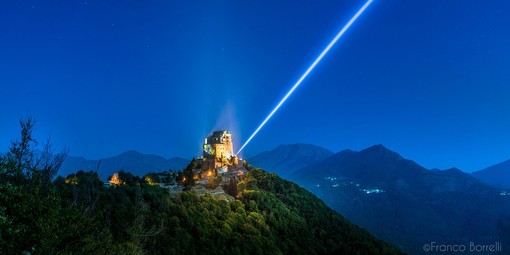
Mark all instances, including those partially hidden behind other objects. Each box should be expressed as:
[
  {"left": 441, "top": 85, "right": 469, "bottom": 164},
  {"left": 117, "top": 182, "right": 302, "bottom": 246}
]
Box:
[{"left": 236, "top": 0, "right": 374, "bottom": 156}]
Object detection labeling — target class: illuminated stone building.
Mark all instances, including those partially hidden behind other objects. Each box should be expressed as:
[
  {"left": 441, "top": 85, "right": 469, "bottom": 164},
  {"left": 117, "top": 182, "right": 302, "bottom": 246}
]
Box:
[
  {"left": 198, "top": 130, "right": 245, "bottom": 183},
  {"left": 202, "top": 130, "right": 239, "bottom": 170}
]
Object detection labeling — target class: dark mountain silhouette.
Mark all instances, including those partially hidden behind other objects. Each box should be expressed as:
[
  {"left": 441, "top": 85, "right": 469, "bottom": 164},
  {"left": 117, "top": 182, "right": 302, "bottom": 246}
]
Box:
[
  {"left": 286, "top": 144, "right": 510, "bottom": 254},
  {"left": 59, "top": 150, "right": 188, "bottom": 180},
  {"left": 472, "top": 159, "right": 510, "bottom": 189},
  {"left": 2, "top": 150, "right": 405, "bottom": 254},
  {"left": 248, "top": 143, "right": 333, "bottom": 178},
  {"left": 2, "top": 120, "right": 403, "bottom": 254}
]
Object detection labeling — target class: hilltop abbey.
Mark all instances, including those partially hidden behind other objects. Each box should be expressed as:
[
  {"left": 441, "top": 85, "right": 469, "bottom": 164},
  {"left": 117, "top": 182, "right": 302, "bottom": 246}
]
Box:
[
  {"left": 196, "top": 130, "right": 246, "bottom": 183},
  {"left": 106, "top": 130, "right": 246, "bottom": 198},
  {"left": 202, "top": 131, "right": 241, "bottom": 171}
]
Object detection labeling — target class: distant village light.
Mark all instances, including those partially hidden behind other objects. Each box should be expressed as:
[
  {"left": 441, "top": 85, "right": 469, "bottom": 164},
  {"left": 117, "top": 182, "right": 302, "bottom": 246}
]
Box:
[
  {"left": 145, "top": 176, "right": 157, "bottom": 185},
  {"left": 65, "top": 176, "right": 78, "bottom": 185}
]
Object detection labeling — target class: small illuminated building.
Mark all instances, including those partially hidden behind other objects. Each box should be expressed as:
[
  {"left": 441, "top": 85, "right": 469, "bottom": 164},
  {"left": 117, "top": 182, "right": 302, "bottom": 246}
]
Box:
[{"left": 109, "top": 173, "right": 123, "bottom": 186}]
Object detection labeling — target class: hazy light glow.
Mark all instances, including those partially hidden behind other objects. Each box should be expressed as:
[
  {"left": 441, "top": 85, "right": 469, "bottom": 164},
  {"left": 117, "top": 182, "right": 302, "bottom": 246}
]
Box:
[{"left": 236, "top": 0, "right": 374, "bottom": 156}]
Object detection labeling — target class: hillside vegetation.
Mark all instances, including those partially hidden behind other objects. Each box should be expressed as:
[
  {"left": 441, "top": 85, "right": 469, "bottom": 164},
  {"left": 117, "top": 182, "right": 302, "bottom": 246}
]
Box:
[{"left": 0, "top": 119, "right": 401, "bottom": 254}]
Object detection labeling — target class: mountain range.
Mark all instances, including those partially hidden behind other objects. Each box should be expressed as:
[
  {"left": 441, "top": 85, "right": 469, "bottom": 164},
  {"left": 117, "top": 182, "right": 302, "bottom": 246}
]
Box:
[
  {"left": 250, "top": 144, "right": 510, "bottom": 254},
  {"left": 472, "top": 159, "right": 510, "bottom": 189},
  {"left": 247, "top": 143, "right": 333, "bottom": 178},
  {"left": 59, "top": 150, "right": 189, "bottom": 180},
  {"left": 1, "top": 148, "right": 403, "bottom": 254},
  {"left": 58, "top": 144, "right": 510, "bottom": 254}
]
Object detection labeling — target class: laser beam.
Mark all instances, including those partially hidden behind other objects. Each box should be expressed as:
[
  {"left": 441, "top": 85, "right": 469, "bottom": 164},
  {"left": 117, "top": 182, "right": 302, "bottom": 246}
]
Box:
[{"left": 235, "top": 0, "right": 374, "bottom": 156}]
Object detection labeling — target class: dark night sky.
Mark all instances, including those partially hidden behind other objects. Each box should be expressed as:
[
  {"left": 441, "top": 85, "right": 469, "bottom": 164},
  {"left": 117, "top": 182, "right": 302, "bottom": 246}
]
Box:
[{"left": 1, "top": 0, "right": 509, "bottom": 172}]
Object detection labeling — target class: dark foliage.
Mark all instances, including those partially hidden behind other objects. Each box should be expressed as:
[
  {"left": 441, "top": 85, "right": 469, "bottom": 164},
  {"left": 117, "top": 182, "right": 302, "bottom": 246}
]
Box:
[{"left": 0, "top": 120, "right": 402, "bottom": 254}]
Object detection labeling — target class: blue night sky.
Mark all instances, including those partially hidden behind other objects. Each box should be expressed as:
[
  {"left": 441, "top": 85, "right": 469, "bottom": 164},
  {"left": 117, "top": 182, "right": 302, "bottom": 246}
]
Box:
[{"left": 1, "top": 0, "right": 509, "bottom": 172}]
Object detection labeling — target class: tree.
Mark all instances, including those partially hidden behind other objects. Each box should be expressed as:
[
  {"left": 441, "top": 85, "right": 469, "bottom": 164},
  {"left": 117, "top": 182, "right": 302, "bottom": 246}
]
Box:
[
  {"left": 4, "top": 118, "right": 68, "bottom": 185},
  {"left": 182, "top": 158, "right": 197, "bottom": 190},
  {"left": 125, "top": 187, "right": 162, "bottom": 253},
  {"left": 6, "top": 117, "right": 37, "bottom": 182},
  {"left": 118, "top": 170, "right": 140, "bottom": 186},
  {"left": 224, "top": 178, "right": 238, "bottom": 197},
  {"left": 0, "top": 118, "right": 76, "bottom": 254},
  {"left": 34, "top": 137, "right": 68, "bottom": 184},
  {"left": 143, "top": 173, "right": 161, "bottom": 186}
]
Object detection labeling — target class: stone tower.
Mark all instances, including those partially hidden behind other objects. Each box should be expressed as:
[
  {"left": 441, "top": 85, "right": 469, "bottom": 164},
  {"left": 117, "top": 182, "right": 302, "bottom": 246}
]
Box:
[{"left": 202, "top": 130, "right": 239, "bottom": 172}]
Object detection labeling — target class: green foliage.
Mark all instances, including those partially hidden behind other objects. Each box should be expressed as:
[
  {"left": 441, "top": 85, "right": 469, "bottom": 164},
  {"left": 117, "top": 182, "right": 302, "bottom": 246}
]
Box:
[
  {"left": 0, "top": 119, "right": 402, "bottom": 254},
  {"left": 223, "top": 178, "right": 238, "bottom": 197},
  {"left": 117, "top": 170, "right": 140, "bottom": 186},
  {"left": 238, "top": 168, "right": 402, "bottom": 254},
  {"left": 143, "top": 172, "right": 161, "bottom": 185},
  {"left": 0, "top": 119, "right": 114, "bottom": 254},
  {"left": 7, "top": 117, "right": 37, "bottom": 181},
  {"left": 182, "top": 158, "right": 197, "bottom": 189}
]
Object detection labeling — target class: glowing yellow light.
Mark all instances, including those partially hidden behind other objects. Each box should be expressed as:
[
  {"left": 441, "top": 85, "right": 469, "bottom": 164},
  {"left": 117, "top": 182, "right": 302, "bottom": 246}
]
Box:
[
  {"left": 65, "top": 176, "right": 78, "bottom": 185},
  {"left": 145, "top": 176, "right": 157, "bottom": 185},
  {"left": 109, "top": 173, "right": 123, "bottom": 185}
]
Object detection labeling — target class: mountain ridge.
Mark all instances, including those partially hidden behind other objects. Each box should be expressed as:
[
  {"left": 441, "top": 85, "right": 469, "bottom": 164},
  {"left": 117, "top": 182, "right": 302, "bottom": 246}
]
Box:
[
  {"left": 248, "top": 143, "right": 333, "bottom": 178},
  {"left": 472, "top": 159, "right": 510, "bottom": 189},
  {"left": 59, "top": 150, "right": 189, "bottom": 180},
  {"left": 267, "top": 144, "right": 510, "bottom": 254}
]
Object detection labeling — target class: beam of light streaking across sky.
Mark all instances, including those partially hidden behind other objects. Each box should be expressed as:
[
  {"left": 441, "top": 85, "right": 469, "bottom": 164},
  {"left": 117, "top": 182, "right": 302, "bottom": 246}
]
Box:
[{"left": 235, "top": 0, "right": 374, "bottom": 156}]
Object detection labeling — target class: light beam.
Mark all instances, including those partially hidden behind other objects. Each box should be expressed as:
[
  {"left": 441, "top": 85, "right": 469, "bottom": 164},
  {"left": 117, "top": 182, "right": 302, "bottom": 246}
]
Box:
[{"left": 236, "top": 0, "right": 374, "bottom": 156}]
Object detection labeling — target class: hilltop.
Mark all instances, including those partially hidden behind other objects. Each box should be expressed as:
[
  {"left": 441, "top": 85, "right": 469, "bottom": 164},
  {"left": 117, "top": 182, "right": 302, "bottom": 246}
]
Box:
[{"left": 0, "top": 120, "right": 402, "bottom": 254}]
